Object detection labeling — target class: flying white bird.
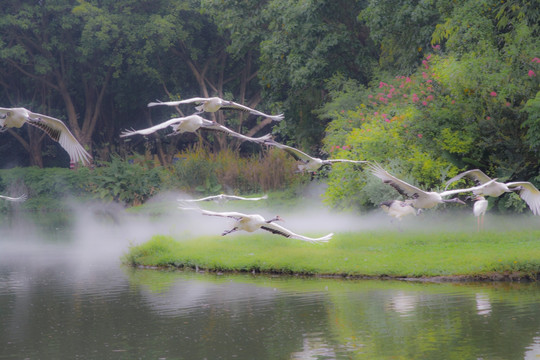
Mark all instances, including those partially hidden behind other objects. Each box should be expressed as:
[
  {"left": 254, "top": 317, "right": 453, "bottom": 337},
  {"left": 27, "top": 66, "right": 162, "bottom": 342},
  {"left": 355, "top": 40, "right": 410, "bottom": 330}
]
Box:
[
  {"left": 0, "top": 107, "right": 92, "bottom": 165},
  {"left": 380, "top": 200, "right": 420, "bottom": 221},
  {"left": 120, "top": 115, "right": 271, "bottom": 143},
  {"left": 180, "top": 194, "right": 268, "bottom": 204},
  {"left": 445, "top": 169, "right": 540, "bottom": 215},
  {"left": 200, "top": 209, "right": 333, "bottom": 243},
  {"left": 472, "top": 195, "right": 488, "bottom": 231},
  {"left": 0, "top": 194, "right": 27, "bottom": 202},
  {"left": 264, "top": 139, "right": 368, "bottom": 172},
  {"left": 148, "top": 97, "right": 284, "bottom": 121},
  {"left": 368, "top": 162, "right": 492, "bottom": 209}
]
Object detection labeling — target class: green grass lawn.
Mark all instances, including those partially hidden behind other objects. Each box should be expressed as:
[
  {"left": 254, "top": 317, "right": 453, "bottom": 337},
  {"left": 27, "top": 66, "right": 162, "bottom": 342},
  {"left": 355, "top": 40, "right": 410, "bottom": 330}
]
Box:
[{"left": 124, "top": 229, "right": 540, "bottom": 280}]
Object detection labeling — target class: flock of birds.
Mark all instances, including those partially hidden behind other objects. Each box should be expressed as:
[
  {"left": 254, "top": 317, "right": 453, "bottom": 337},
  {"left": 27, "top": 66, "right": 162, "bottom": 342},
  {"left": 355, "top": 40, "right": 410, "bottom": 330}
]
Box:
[
  {"left": 2, "top": 96, "right": 540, "bottom": 239},
  {"left": 371, "top": 164, "right": 540, "bottom": 231}
]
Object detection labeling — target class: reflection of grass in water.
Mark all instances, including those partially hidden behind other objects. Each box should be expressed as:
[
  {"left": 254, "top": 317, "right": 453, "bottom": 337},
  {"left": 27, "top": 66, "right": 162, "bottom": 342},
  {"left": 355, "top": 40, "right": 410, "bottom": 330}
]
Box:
[
  {"left": 124, "top": 230, "right": 540, "bottom": 279},
  {"left": 123, "top": 266, "right": 189, "bottom": 293},
  {"left": 125, "top": 261, "right": 540, "bottom": 318}
]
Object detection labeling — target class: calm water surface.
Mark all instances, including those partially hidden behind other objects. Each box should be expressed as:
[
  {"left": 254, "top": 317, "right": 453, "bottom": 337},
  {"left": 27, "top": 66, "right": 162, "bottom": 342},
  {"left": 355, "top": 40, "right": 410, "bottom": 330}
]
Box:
[{"left": 1, "top": 210, "right": 540, "bottom": 360}]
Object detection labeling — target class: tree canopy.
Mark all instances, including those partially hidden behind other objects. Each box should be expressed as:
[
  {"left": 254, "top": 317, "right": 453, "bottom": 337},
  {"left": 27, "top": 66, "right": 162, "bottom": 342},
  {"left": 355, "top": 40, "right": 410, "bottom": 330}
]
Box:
[{"left": 0, "top": 0, "right": 539, "bottom": 212}]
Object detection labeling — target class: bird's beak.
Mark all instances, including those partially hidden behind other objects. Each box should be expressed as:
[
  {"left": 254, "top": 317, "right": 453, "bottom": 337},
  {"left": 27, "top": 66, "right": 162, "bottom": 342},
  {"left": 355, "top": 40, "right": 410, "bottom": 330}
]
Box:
[{"left": 456, "top": 198, "right": 466, "bottom": 205}]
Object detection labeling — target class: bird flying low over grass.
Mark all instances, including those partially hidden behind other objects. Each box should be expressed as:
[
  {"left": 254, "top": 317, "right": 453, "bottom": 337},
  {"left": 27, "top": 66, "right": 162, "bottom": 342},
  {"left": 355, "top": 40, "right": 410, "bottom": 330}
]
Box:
[
  {"left": 445, "top": 169, "right": 540, "bottom": 215},
  {"left": 0, "top": 107, "right": 92, "bottom": 166},
  {"left": 0, "top": 194, "right": 27, "bottom": 202},
  {"left": 368, "top": 162, "right": 495, "bottom": 210},
  {"left": 148, "top": 97, "right": 284, "bottom": 122},
  {"left": 264, "top": 139, "right": 368, "bottom": 172},
  {"left": 380, "top": 200, "right": 420, "bottom": 221},
  {"left": 120, "top": 115, "right": 271, "bottom": 143},
  {"left": 180, "top": 194, "right": 268, "bottom": 204},
  {"left": 200, "top": 209, "right": 333, "bottom": 243}
]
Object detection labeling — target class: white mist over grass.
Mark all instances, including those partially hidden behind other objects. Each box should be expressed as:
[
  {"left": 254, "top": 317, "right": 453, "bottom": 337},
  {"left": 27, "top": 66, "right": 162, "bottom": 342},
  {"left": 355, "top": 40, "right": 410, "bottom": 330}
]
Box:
[
  {"left": 2, "top": 183, "right": 540, "bottom": 274},
  {"left": 154, "top": 183, "right": 540, "bottom": 237}
]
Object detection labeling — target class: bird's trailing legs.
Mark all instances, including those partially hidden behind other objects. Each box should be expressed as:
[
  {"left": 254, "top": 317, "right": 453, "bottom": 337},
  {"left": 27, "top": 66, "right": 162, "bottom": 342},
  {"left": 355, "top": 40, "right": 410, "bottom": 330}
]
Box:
[
  {"left": 222, "top": 227, "right": 239, "bottom": 236},
  {"left": 166, "top": 131, "right": 181, "bottom": 137},
  {"left": 477, "top": 214, "right": 484, "bottom": 232}
]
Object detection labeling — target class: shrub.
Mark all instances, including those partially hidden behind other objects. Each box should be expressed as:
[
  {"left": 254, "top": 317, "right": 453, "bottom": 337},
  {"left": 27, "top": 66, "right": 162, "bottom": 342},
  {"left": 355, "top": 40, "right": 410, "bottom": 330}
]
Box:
[
  {"left": 0, "top": 148, "right": 304, "bottom": 209},
  {"left": 169, "top": 147, "right": 299, "bottom": 195},
  {"left": 82, "top": 155, "right": 164, "bottom": 206}
]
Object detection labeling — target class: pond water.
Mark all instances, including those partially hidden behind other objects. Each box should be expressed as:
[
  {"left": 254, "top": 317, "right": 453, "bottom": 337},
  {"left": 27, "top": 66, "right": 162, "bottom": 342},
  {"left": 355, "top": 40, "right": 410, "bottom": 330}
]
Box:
[{"left": 1, "top": 207, "right": 540, "bottom": 360}]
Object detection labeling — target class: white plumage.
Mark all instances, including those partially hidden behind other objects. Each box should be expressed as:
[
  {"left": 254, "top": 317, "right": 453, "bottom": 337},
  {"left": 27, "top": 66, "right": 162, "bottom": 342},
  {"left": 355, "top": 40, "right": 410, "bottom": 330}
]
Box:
[
  {"left": 368, "top": 162, "right": 492, "bottom": 209},
  {"left": 200, "top": 209, "right": 333, "bottom": 243},
  {"left": 264, "top": 139, "right": 367, "bottom": 172},
  {"left": 445, "top": 169, "right": 540, "bottom": 215},
  {"left": 0, "top": 107, "right": 92, "bottom": 165},
  {"left": 380, "top": 200, "right": 419, "bottom": 220},
  {"left": 473, "top": 195, "right": 488, "bottom": 231},
  {"left": 180, "top": 194, "right": 268, "bottom": 204},
  {"left": 0, "top": 194, "right": 27, "bottom": 202},
  {"left": 120, "top": 115, "right": 271, "bottom": 143},
  {"left": 148, "top": 97, "right": 284, "bottom": 121},
  {"left": 473, "top": 196, "right": 488, "bottom": 217}
]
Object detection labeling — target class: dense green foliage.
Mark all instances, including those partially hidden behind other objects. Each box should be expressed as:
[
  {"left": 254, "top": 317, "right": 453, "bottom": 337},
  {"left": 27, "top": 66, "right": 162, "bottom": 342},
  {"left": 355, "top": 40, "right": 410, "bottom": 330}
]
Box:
[
  {"left": 0, "top": 0, "right": 539, "bottom": 213},
  {"left": 125, "top": 227, "right": 540, "bottom": 279},
  {"left": 322, "top": 0, "right": 540, "bottom": 211}
]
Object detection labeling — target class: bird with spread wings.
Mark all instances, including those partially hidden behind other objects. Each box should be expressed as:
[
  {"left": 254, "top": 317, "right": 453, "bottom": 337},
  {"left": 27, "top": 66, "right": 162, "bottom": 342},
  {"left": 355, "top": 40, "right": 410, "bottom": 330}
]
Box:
[
  {"left": 199, "top": 209, "right": 333, "bottom": 243},
  {"left": 264, "top": 139, "right": 367, "bottom": 172},
  {"left": 368, "top": 162, "right": 495, "bottom": 209},
  {"left": 0, "top": 194, "right": 27, "bottom": 202},
  {"left": 148, "top": 97, "right": 284, "bottom": 121},
  {"left": 0, "top": 107, "right": 92, "bottom": 165},
  {"left": 180, "top": 194, "right": 268, "bottom": 204},
  {"left": 445, "top": 169, "right": 540, "bottom": 215},
  {"left": 120, "top": 114, "right": 271, "bottom": 144}
]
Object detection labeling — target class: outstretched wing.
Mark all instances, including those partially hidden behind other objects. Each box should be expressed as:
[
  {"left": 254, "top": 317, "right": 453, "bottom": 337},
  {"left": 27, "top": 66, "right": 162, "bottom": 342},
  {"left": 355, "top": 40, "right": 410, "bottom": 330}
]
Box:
[
  {"left": 147, "top": 98, "right": 210, "bottom": 107},
  {"left": 506, "top": 182, "right": 540, "bottom": 215},
  {"left": 324, "top": 159, "right": 368, "bottom": 165},
  {"left": 368, "top": 162, "right": 427, "bottom": 199},
  {"left": 26, "top": 112, "right": 92, "bottom": 165},
  {"left": 260, "top": 222, "right": 332, "bottom": 243},
  {"left": 264, "top": 139, "right": 314, "bottom": 163},
  {"left": 201, "top": 122, "right": 271, "bottom": 143},
  {"left": 120, "top": 118, "right": 185, "bottom": 137},
  {"left": 223, "top": 194, "right": 268, "bottom": 201},
  {"left": 0, "top": 194, "right": 27, "bottom": 202},
  {"left": 201, "top": 209, "right": 248, "bottom": 221},
  {"left": 180, "top": 195, "right": 223, "bottom": 202},
  {"left": 220, "top": 100, "right": 284, "bottom": 121},
  {"left": 445, "top": 169, "right": 492, "bottom": 190},
  {"left": 440, "top": 179, "right": 498, "bottom": 197}
]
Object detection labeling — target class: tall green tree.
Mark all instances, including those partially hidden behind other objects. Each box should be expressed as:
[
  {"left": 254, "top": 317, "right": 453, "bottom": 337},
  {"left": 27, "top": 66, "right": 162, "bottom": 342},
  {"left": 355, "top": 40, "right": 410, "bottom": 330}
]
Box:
[
  {"left": 0, "top": 0, "right": 183, "bottom": 166},
  {"left": 257, "top": 0, "right": 375, "bottom": 151},
  {"left": 360, "top": 0, "right": 442, "bottom": 72},
  {"left": 323, "top": 0, "right": 540, "bottom": 212}
]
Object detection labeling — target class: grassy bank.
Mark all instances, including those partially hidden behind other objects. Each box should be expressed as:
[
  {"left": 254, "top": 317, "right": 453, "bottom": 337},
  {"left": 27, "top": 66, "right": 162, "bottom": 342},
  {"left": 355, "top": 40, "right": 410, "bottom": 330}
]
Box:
[{"left": 124, "top": 230, "right": 540, "bottom": 280}]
